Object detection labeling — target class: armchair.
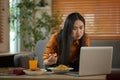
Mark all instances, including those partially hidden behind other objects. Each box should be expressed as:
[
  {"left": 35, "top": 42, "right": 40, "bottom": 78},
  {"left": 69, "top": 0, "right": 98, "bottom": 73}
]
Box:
[{"left": 14, "top": 39, "right": 48, "bottom": 69}]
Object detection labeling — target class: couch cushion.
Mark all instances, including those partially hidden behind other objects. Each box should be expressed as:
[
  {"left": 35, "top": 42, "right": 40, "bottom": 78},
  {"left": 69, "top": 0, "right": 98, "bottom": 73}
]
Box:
[{"left": 35, "top": 39, "right": 49, "bottom": 68}]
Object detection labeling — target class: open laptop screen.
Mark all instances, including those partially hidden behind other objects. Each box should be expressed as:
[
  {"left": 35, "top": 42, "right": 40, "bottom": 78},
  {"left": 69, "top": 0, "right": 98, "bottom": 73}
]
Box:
[{"left": 79, "top": 47, "right": 113, "bottom": 76}]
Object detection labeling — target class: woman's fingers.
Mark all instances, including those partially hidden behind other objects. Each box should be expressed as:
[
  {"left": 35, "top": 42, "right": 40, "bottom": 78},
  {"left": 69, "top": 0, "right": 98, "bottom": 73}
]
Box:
[{"left": 48, "top": 54, "right": 57, "bottom": 63}]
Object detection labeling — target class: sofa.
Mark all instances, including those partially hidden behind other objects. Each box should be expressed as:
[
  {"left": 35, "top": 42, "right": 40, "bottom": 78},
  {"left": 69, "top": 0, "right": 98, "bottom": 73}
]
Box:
[{"left": 14, "top": 39, "right": 49, "bottom": 69}]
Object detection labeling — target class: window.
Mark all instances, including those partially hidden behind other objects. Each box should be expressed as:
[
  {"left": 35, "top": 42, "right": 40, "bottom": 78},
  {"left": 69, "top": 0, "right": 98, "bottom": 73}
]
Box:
[
  {"left": 52, "top": 0, "right": 120, "bottom": 40},
  {"left": 9, "top": 0, "right": 20, "bottom": 52}
]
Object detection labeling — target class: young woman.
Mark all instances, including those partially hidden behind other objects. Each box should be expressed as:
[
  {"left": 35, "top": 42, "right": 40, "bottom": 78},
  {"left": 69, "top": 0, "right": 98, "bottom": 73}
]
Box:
[{"left": 42, "top": 12, "right": 90, "bottom": 71}]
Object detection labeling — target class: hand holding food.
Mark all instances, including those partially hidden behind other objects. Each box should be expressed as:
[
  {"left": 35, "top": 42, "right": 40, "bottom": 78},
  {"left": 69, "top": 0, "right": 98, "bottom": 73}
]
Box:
[
  {"left": 47, "top": 53, "right": 57, "bottom": 64},
  {"left": 43, "top": 53, "right": 57, "bottom": 66}
]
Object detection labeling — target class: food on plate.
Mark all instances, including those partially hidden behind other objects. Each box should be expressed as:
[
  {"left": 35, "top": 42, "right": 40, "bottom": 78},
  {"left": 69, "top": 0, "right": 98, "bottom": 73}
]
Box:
[{"left": 54, "top": 64, "right": 69, "bottom": 70}]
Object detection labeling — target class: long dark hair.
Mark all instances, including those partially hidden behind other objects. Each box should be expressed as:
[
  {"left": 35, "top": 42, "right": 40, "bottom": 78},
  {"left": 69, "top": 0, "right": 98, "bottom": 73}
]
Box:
[{"left": 57, "top": 12, "right": 86, "bottom": 66}]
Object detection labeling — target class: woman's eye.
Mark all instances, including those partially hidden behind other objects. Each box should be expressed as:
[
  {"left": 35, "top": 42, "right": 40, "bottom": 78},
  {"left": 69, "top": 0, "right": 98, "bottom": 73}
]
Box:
[
  {"left": 73, "top": 28, "right": 77, "bottom": 30},
  {"left": 80, "top": 26, "right": 84, "bottom": 30}
]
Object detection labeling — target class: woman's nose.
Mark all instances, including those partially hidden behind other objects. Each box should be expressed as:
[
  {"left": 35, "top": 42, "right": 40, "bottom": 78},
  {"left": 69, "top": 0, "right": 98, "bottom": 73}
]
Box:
[{"left": 77, "top": 29, "right": 81, "bottom": 33}]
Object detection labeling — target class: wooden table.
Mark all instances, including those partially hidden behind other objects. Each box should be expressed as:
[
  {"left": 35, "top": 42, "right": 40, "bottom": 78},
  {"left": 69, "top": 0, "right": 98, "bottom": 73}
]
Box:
[
  {"left": 0, "top": 53, "right": 106, "bottom": 80},
  {"left": 0, "top": 74, "right": 106, "bottom": 80}
]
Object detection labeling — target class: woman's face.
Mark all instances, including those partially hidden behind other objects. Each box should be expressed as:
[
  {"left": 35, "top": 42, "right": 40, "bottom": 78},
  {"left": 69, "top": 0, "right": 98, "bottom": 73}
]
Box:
[{"left": 71, "top": 20, "right": 85, "bottom": 40}]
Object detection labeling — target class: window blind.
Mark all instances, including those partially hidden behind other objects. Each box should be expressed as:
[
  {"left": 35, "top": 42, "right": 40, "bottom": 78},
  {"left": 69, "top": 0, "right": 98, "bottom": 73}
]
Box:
[
  {"left": 0, "top": 0, "right": 4, "bottom": 43},
  {"left": 52, "top": 0, "right": 120, "bottom": 40},
  {"left": 0, "top": 0, "right": 9, "bottom": 52}
]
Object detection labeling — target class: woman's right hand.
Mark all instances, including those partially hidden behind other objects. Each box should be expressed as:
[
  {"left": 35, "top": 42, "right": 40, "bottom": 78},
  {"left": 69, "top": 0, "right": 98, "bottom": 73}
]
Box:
[{"left": 43, "top": 53, "right": 57, "bottom": 66}]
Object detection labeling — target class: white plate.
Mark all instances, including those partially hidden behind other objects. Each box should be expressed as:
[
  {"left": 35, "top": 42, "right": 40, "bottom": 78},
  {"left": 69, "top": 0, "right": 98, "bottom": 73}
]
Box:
[
  {"left": 23, "top": 69, "right": 46, "bottom": 75},
  {"left": 48, "top": 67, "right": 73, "bottom": 74}
]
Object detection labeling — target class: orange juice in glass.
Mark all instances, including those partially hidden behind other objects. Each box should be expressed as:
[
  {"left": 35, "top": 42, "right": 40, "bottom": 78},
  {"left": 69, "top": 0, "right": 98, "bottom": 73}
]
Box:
[{"left": 29, "top": 60, "right": 38, "bottom": 70}]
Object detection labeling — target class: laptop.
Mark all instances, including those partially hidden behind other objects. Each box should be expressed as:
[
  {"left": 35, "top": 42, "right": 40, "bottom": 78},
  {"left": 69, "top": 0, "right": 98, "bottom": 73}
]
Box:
[{"left": 67, "top": 46, "right": 113, "bottom": 76}]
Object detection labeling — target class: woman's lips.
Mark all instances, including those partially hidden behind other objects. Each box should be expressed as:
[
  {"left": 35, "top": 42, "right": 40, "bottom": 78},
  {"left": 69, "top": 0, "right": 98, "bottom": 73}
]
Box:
[{"left": 76, "top": 35, "right": 81, "bottom": 37}]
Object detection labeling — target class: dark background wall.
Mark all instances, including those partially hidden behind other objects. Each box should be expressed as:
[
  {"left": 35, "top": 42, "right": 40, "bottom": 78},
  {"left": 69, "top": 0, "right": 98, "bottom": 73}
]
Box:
[{"left": 90, "top": 40, "right": 120, "bottom": 68}]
